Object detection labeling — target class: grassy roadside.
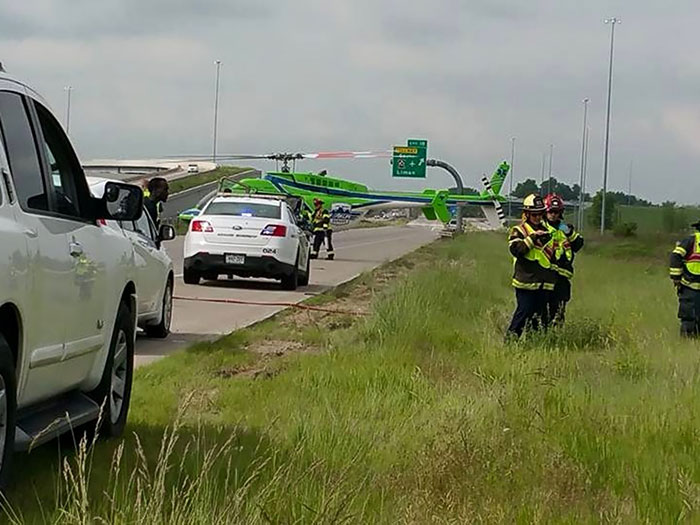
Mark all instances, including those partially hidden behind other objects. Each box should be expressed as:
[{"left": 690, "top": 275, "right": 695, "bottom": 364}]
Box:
[
  {"left": 6, "top": 231, "right": 700, "bottom": 523},
  {"left": 168, "top": 165, "right": 251, "bottom": 194}
]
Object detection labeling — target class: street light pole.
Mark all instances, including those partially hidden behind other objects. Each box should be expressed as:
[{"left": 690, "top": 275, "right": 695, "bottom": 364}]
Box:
[
  {"left": 601, "top": 17, "right": 621, "bottom": 234},
  {"left": 540, "top": 151, "right": 546, "bottom": 195},
  {"left": 547, "top": 143, "right": 554, "bottom": 194},
  {"left": 509, "top": 137, "right": 515, "bottom": 218},
  {"left": 581, "top": 125, "right": 591, "bottom": 228},
  {"left": 64, "top": 86, "right": 73, "bottom": 134},
  {"left": 627, "top": 160, "right": 633, "bottom": 205},
  {"left": 212, "top": 60, "right": 222, "bottom": 163},
  {"left": 578, "top": 98, "right": 590, "bottom": 229}
]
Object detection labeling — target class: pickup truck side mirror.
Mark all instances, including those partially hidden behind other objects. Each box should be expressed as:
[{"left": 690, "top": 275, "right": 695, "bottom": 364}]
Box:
[
  {"left": 159, "top": 224, "right": 176, "bottom": 242},
  {"left": 96, "top": 182, "right": 143, "bottom": 222}
]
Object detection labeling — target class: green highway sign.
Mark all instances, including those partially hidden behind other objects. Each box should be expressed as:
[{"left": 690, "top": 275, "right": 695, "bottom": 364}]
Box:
[{"left": 392, "top": 139, "right": 427, "bottom": 178}]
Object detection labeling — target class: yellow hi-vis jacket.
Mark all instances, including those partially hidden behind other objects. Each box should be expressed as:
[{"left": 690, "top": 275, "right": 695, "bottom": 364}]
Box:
[
  {"left": 670, "top": 232, "right": 700, "bottom": 290},
  {"left": 508, "top": 221, "right": 558, "bottom": 291}
]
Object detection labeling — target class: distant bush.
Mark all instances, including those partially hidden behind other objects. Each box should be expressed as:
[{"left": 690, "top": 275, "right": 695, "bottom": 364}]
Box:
[{"left": 613, "top": 222, "right": 638, "bottom": 237}]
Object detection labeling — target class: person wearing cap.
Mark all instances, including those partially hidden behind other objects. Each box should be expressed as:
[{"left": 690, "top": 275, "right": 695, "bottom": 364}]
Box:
[
  {"left": 669, "top": 220, "right": 700, "bottom": 336},
  {"left": 144, "top": 177, "right": 169, "bottom": 229},
  {"left": 311, "top": 198, "right": 334, "bottom": 260},
  {"left": 544, "top": 193, "right": 584, "bottom": 323},
  {"left": 506, "top": 193, "right": 558, "bottom": 338}
]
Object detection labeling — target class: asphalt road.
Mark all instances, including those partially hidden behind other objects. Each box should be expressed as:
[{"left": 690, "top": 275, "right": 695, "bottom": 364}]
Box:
[
  {"left": 161, "top": 169, "right": 261, "bottom": 220},
  {"left": 134, "top": 225, "right": 439, "bottom": 366}
]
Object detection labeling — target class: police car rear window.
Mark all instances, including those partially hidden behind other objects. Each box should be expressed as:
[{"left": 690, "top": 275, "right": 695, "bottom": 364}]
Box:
[{"left": 204, "top": 201, "right": 281, "bottom": 219}]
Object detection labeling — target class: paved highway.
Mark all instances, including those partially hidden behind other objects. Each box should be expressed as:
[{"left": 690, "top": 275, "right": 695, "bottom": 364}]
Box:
[{"left": 135, "top": 225, "right": 439, "bottom": 366}]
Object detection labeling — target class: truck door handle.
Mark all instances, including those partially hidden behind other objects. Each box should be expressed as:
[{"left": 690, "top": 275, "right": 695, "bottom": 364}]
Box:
[
  {"left": 69, "top": 242, "right": 83, "bottom": 257},
  {"left": 24, "top": 228, "right": 38, "bottom": 238}
]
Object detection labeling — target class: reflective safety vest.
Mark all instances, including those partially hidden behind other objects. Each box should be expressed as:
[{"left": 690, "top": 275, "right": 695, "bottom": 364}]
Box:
[
  {"left": 677, "top": 233, "right": 700, "bottom": 289},
  {"left": 511, "top": 222, "right": 556, "bottom": 290},
  {"left": 312, "top": 208, "right": 331, "bottom": 232},
  {"left": 514, "top": 222, "right": 555, "bottom": 269},
  {"left": 548, "top": 223, "right": 574, "bottom": 279}
]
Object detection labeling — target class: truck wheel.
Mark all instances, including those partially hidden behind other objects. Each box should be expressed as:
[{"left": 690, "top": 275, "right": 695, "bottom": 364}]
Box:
[
  {"left": 0, "top": 334, "right": 16, "bottom": 489},
  {"left": 299, "top": 252, "right": 310, "bottom": 286},
  {"left": 89, "top": 302, "right": 134, "bottom": 438},
  {"left": 281, "top": 252, "right": 299, "bottom": 291},
  {"left": 183, "top": 269, "right": 200, "bottom": 285},
  {"left": 145, "top": 280, "right": 173, "bottom": 339}
]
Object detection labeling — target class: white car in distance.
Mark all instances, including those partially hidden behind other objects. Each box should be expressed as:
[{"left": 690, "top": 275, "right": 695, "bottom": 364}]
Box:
[
  {"left": 87, "top": 177, "right": 175, "bottom": 338},
  {"left": 183, "top": 195, "right": 311, "bottom": 290}
]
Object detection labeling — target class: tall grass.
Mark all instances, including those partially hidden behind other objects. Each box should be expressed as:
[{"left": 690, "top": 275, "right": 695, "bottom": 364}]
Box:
[{"left": 5, "top": 232, "right": 700, "bottom": 523}]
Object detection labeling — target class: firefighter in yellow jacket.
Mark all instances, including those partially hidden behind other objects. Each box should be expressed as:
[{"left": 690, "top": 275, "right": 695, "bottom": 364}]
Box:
[
  {"left": 506, "top": 194, "right": 558, "bottom": 337},
  {"left": 310, "top": 198, "right": 335, "bottom": 260},
  {"left": 670, "top": 220, "right": 700, "bottom": 336}
]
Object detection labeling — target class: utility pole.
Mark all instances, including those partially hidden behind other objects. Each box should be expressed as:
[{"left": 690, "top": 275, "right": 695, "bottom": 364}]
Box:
[
  {"left": 578, "top": 98, "right": 590, "bottom": 229},
  {"left": 547, "top": 143, "right": 554, "bottom": 194},
  {"left": 64, "top": 86, "right": 73, "bottom": 134},
  {"left": 601, "top": 17, "right": 621, "bottom": 234},
  {"left": 212, "top": 60, "right": 222, "bottom": 163},
  {"left": 509, "top": 137, "right": 515, "bottom": 218}
]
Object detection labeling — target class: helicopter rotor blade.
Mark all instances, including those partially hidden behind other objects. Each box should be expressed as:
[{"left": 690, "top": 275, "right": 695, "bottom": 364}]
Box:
[{"left": 300, "top": 150, "right": 392, "bottom": 159}]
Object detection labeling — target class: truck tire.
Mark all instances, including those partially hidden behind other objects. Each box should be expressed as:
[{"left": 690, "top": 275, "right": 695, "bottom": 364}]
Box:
[
  {"left": 145, "top": 280, "right": 172, "bottom": 339},
  {"left": 89, "top": 302, "right": 134, "bottom": 438},
  {"left": 183, "top": 269, "right": 200, "bottom": 285},
  {"left": 0, "top": 334, "right": 16, "bottom": 489}
]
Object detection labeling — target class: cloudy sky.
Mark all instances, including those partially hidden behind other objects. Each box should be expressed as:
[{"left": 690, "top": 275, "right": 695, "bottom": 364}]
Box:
[{"left": 1, "top": 0, "right": 699, "bottom": 202}]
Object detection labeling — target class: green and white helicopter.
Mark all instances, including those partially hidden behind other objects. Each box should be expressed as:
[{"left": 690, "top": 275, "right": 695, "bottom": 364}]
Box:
[{"left": 176, "top": 151, "right": 510, "bottom": 229}]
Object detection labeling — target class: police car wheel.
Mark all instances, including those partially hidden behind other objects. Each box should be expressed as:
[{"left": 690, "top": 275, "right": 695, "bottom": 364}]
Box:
[
  {"left": 299, "top": 252, "right": 310, "bottom": 286},
  {"left": 281, "top": 252, "right": 299, "bottom": 291}
]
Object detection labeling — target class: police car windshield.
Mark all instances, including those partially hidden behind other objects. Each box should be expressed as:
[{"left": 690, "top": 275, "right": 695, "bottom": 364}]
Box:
[{"left": 204, "top": 201, "right": 281, "bottom": 219}]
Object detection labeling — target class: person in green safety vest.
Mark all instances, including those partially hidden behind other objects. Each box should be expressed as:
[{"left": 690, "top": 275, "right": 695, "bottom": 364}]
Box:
[
  {"left": 543, "top": 193, "right": 584, "bottom": 324},
  {"left": 506, "top": 193, "right": 557, "bottom": 338},
  {"left": 670, "top": 220, "right": 700, "bottom": 337},
  {"left": 310, "top": 198, "right": 334, "bottom": 260}
]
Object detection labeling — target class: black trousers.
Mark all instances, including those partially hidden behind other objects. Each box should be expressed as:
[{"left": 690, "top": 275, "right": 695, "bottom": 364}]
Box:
[
  {"left": 547, "top": 277, "right": 571, "bottom": 325},
  {"left": 678, "top": 286, "right": 700, "bottom": 337},
  {"left": 325, "top": 230, "right": 334, "bottom": 254},
  {"left": 313, "top": 230, "right": 334, "bottom": 257},
  {"left": 507, "top": 288, "right": 551, "bottom": 337},
  {"left": 312, "top": 231, "right": 325, "bottom": 254}
]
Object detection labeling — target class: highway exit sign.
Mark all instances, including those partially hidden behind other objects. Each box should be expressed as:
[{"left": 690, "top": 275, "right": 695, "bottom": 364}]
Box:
[{"left": 392, "top": 139, "right": 427, "bottom": 178}]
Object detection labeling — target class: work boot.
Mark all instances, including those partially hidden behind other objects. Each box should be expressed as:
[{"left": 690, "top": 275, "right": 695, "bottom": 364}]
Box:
[
  {"left": 327, "top": 253, "right": 335, "bottom": 260},
  {"left": 310, "top": 252, "right": 318, "bottom": 260}
]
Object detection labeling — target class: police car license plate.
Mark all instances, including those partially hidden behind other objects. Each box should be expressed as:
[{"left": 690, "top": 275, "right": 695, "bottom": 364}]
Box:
[{"left": 225, "top": 254, "right": 245, "bottom": 265}]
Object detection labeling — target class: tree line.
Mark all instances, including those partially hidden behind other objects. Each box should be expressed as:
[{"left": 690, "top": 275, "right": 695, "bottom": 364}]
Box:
[{"left": 511, "top": 178, "right": 653, "bottom": 207}]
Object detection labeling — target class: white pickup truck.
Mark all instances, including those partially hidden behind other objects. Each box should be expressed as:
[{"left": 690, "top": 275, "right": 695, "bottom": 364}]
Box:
[{"left": 0, "top": 71, "right": 147, "bottom": 485}]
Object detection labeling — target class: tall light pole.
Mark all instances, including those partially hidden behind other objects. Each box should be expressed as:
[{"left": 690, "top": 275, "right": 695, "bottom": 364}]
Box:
[
  {"left": 64, "top": 86, "right": 73, "bottom": 134},
  {"left": 627, "top": 159, "right": 633, "bottom": 205},
  {"left": 509, "top": 137, "right": 515, "bottom": 218},
  {"left": 581, "top": 125, "right": 591, "bottom": 228},
  {"left": 540, "top": 151, "right": 546, "bottom": 195},
  {"left": 212, "top": 60, "right": 222, "bottom": 163},
  {"left": 601, "top": 17, "right": 621, "bottom": 234},
  {"left": 578, "top": 98, "right": 590, "bottom": 229},
  {"left": 547, "top": 143, "right": 554, "bottom": 194}
]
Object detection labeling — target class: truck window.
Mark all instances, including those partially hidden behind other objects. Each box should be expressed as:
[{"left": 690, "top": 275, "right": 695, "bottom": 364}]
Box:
[{"left": 0, "top": 91, "right": 48, "bottom": 212}]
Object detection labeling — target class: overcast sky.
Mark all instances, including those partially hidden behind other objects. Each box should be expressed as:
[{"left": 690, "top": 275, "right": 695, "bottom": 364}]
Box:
[{"left": 1, "top": 0, "right": 699, "bottom": 202}]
